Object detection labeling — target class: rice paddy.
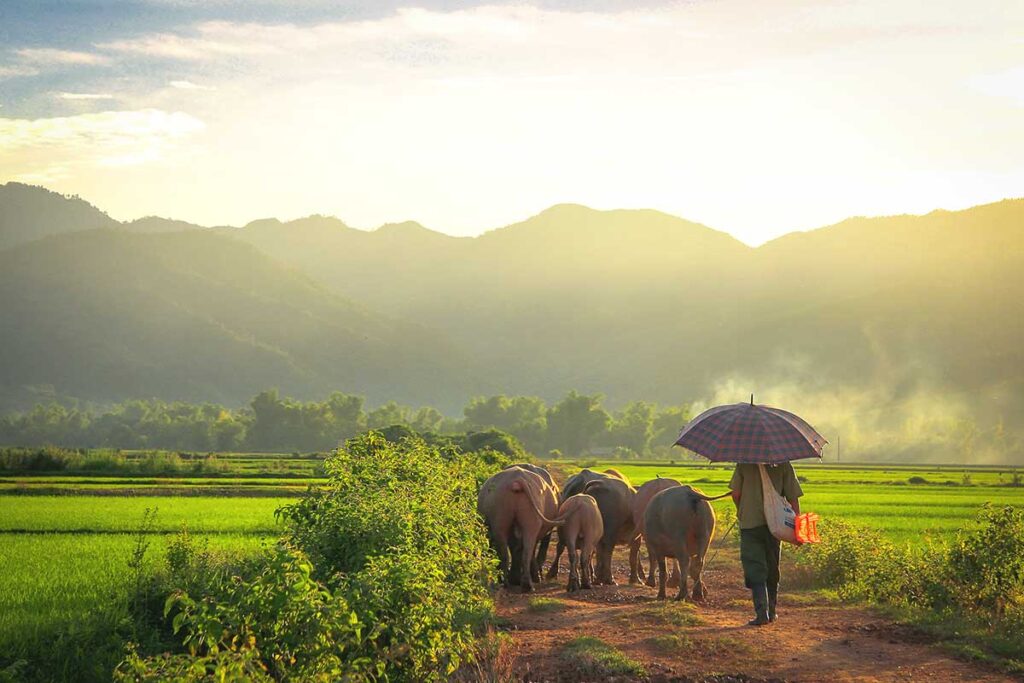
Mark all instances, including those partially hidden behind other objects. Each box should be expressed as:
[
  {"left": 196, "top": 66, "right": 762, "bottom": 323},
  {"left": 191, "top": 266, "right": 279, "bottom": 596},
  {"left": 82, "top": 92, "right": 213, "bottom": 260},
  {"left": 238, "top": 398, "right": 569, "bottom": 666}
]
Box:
[{"left": 1, "top": 453, "right": 1021, "bottom": 677}]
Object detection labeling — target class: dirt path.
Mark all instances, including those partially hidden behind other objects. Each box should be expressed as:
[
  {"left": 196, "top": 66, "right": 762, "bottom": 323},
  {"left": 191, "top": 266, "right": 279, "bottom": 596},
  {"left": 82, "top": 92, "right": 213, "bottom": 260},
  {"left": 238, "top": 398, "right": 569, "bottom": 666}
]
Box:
[{"left": 495, "top": 549, "right": 1013, "bottom": 683}]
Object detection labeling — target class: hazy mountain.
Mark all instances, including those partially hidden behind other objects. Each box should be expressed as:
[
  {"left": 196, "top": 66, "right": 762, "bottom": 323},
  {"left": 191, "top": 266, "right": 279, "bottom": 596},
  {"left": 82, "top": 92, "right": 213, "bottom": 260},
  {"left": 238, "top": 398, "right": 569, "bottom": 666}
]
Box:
[
  {"left": 0, "top": 183, "right": 1021, "bottom": 461},
  {"left": 0, "top": 183, "right": 117, "bottom": 249},
  {"left": 122, "top": 216, "right": 206, "bottom": 234},
  {"left": 0, "top": 229, "right": 472, "bottom": 409}
]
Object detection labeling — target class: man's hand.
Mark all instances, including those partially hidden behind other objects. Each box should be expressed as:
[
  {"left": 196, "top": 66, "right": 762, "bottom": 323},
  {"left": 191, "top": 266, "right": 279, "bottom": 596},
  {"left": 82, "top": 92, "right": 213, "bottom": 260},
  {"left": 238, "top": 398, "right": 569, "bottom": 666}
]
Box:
[{"left": 731, "top": 490, "right": 741, "bottom": 510}]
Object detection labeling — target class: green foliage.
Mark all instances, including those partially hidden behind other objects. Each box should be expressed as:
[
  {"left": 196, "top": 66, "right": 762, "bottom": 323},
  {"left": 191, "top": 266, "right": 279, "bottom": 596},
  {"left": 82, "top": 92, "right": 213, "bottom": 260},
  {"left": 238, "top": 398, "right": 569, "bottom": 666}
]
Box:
[
  {"left": 797, "top": 505, "right": 1024, "bottom": 668},
  {"left": 526, "top": 598, "right": 564, "bottom": 613},
  {"left": 120, "top": 544, "right": 372, "bottom": 682},
  {"left": 946, "top": 505, "right": 1024, "bottom": 616},
  {"left": 559, "top": 637, "right": 646, "bottom": 678},
  {"left": 545, "top": 391, "right": 611, "bottom": 456},
  {"left": 0, "top": 389, "right": 694, "bottom": 459},
  {"left": 278, "top": 433, "right": 498, "bottom": 679},
  {"left": 125, "top": 434, "right": 500, "bottom": 681}
]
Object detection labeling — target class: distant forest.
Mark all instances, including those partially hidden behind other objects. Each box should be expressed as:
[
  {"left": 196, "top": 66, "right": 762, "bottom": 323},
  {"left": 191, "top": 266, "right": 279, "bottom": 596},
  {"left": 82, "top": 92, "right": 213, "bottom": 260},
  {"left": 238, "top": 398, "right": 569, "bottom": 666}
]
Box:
[
  {"left": 1, "top": 390, "right": 1017, "bottom": 464},
  {"left": 0, "top": 390, "right": 692, "bottom": 458}
]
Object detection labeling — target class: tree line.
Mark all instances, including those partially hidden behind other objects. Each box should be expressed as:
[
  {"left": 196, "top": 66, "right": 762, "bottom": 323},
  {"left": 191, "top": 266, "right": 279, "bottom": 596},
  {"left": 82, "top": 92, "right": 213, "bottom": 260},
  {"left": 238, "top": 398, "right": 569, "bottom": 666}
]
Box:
[{"left": 0, "top": 389, "right": 694, "bottom": 457}]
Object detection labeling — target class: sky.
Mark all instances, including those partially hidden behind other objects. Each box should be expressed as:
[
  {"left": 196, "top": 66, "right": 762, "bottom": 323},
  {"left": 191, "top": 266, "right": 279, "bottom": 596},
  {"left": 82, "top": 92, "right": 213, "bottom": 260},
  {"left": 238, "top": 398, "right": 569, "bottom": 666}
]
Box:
[{"left": 1, "top": 0, "right": 1022, "bottom": 245}]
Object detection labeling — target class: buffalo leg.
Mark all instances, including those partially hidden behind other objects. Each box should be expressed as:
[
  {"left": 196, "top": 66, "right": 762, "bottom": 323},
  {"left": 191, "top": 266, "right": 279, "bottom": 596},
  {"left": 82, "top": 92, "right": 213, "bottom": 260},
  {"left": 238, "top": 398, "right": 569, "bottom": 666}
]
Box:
[
  {"left": 520, "top": 529, "right": 539, "bottom": 592},
  {"left": 645, "top": 546, "right": 657, "bottom": 587},
  {"left": 690, "top": 552, "right": 707, "bottom": 601},
  {"left": 667, "top": 560, "right": 681, "bottom": 588},
  {"left": 581, "top": 548, "right": 594, "bottom": 589},
  {"left": 493, "top": 533, "right": 512, "bottom": 588},
  {"left": 567, "top": 536, "right": 580, "bottom": 592},
  {"left": 508, "top": 535, "right": 523, "bottom": 586},
  {"left": 545, "top": 536, "right": 565, "bottom": 579},
  {"left": 674, "top": 546, "right": 690, "bottom": 601},
  {"left": 656, "top": 552, "right": 667, "bottom": 600},
  {"left": 536, "top": 531, "right": 552, "bottom": 580},
  {"left": 628, "top": 537, "right": 643, "bottom": 584},
  {"left": 596, "top": 540, "right": 616, "bottom": 585}
]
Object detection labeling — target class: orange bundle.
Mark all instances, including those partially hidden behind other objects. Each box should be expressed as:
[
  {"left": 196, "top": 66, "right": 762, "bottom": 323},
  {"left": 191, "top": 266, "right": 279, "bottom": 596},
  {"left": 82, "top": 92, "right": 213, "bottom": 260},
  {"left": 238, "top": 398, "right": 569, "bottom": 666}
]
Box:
[{"left": 795, "top": 512, "right": 820, "bottom": 544}]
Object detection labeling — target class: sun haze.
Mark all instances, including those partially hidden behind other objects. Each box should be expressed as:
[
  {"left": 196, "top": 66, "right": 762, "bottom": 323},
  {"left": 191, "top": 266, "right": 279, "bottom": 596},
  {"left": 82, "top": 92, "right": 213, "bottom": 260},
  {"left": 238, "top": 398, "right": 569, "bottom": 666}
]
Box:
[{"left": 1, "top": 0, "right": 1022, "bottom": 244}]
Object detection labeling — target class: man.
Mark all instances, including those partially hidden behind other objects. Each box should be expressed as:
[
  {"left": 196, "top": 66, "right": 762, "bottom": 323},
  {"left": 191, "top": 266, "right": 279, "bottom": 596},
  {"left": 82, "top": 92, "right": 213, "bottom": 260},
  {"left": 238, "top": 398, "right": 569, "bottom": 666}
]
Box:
[{"left": 729, "top": 462, "right": 803, "bottom": 626}]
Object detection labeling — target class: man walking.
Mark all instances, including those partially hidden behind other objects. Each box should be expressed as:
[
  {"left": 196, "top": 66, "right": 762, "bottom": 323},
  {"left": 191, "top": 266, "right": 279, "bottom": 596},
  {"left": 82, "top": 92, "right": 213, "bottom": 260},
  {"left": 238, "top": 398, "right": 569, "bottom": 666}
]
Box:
[{"left": 729, "top": 462, "right": 803, "bottom": 626}]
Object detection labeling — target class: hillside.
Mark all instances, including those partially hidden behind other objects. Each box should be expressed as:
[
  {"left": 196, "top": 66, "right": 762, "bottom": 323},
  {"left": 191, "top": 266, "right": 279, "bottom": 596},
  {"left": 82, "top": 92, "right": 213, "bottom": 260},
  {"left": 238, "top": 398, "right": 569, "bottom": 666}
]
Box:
[
  {"left": 0, "top": 184, "right": 1021, "bottom": 461},
  {"left": 0, "top": 229, "right": 472, "bottom": 409},
  {"left": 0, "top": 183, "right": 117, "bottom": 250}
]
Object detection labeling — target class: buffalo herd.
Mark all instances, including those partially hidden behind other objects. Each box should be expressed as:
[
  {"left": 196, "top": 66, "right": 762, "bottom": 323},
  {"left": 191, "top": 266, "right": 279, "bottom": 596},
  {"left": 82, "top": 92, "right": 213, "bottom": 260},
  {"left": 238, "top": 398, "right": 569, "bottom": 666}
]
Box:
[{"left": 477, "top": 464, "right": 725, "bottom": 601}]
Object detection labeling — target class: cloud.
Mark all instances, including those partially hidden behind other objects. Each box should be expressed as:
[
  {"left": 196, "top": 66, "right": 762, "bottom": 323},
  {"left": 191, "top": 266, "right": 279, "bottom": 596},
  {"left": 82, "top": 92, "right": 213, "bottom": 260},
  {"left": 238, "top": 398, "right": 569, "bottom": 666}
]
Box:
[
  {"left": 169, "top": 79, "right": 215, "bottom": 90},
  {"left": 0, "top": 109, "right": 205, "bottom": 181},
  {"left": 0, "top": 64, "right": 39, "bottom": 79},
  {"left": 15, "top": 48, "right": 110, "bottom": 66},
  {"left": 969, "top": 65, "right": 1024, "bottom": 106},
  {"left": 57, "top": 92, "right": 116, "bottom": 100}
]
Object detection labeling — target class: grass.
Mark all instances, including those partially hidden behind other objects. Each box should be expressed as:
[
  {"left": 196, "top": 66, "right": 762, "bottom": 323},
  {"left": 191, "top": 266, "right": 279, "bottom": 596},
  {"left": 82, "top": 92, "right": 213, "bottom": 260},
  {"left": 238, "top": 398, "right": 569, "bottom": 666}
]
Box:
[
  {"left": 0, "top": 495, "right": 282, "bottom": 679},
  {"left": 0, "top": 532, "right": 268, "bottom": 679},
  {"left": 0, "top": 495, "right": 290, "bottom": 533},
  {"left": 560, "top": 636, "right": 646, "bottom": 678},
  {"left": 647, "top": 633, "right": 749, "bottom": 658},
  {"left": 0, "top": 456, "right": 1020, "bottom": 680},
  {"left": 639, "top": 600, "right": 704, "bottom": 626},
  {"left": 527, "top": 597, "right": 565, "bottom": 613},
  {"left": 569, "top": 461, "right": 1024, "bottom": 543}
]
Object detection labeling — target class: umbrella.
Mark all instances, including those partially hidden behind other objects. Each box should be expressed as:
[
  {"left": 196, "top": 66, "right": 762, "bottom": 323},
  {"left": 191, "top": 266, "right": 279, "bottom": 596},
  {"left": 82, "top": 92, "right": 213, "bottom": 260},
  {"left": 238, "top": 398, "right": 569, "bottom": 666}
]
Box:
[{"left": 674, "top": 395, "right": 827, "bottom": 463}]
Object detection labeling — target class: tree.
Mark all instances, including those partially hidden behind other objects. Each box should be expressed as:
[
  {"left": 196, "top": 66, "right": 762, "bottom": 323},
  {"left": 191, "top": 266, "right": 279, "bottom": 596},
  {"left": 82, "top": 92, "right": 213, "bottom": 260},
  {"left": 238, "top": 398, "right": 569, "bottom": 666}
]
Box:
[
  {"left": 367, "top": 402, "right": 408, "bottom": 430},
  {"left": 545, "top": 391, "right": 611, "bottom": 456},
  {"left": 409, "top": 407, "right": 444, "bottom": 433},
  {"left": 609, "top": 401, "right": 656, "bottom": 455}
]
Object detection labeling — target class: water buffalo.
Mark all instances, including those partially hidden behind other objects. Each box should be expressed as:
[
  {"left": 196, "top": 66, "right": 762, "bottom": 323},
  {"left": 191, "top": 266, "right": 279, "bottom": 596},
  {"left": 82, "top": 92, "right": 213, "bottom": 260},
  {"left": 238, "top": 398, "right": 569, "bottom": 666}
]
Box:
[
  {"left": 553, "top": 493, "right": 604, "bottom": 592},
  {"left": 582, "top": 475, "right": 637, "bottom": 585},
  {"left": 643, "top": 485, "right": 729, "bottom": 601},
  {"left": 631, "top": 477, "right": 682, "bottom": 585},
  {"left": 545, "top": 468, "right": 608, "bottom": 579},
  {"left": 478, "top": 466, "right": 559, "bottom": 592},
  {"left": 504, "top": 463, "right": 560, "bottom": 579}
]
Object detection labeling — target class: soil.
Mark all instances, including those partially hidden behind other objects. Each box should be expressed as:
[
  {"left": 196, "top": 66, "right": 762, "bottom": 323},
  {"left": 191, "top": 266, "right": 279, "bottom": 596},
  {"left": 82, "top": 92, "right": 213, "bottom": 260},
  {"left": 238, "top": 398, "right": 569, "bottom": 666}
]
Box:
[{"left": 494, "top": 548, "right": 1015, "bottom": 683}]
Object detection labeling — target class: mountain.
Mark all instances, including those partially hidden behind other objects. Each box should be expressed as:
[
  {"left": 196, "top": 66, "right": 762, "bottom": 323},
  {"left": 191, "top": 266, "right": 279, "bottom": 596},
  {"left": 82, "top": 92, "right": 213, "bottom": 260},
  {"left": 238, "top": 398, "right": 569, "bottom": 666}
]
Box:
[
  {"left": 0, "top": 228, "right": 472, "bottom": 409},
  {"left": 0, "top": 183, "right": 117, "bottom": 249},
  {"left": 0, "top": 183, "right": 1021, "bottom": 461}
]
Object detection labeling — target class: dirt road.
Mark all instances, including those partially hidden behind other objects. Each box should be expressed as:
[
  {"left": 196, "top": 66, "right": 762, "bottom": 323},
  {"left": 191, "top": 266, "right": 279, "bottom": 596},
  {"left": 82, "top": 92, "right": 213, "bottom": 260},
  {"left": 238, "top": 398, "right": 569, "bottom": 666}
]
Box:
[{"left": 494, "top": 549, "right": 1013, "bottom": 683}]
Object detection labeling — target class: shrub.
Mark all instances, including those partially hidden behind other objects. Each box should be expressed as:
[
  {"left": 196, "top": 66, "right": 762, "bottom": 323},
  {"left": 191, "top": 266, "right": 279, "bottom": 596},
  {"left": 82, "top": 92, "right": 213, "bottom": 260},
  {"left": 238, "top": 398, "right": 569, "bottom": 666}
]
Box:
[
  {"left": 945, "top": 505, "right": 1024, "bottom": 616},
  {"left": 117, "top": 544, "right": 372, "bottom": 682},
  {"left": 277, "top": 433, "right": 497, "bottom": 679},
  {"left": 124, "top": 433, "right": 500, "bottom": 682}
]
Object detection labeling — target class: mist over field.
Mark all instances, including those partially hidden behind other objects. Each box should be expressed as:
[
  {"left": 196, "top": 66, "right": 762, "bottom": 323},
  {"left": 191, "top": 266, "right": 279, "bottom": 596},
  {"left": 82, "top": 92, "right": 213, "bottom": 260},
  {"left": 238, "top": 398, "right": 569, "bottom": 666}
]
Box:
[{"left": 0, "top": 183, "right": 1020, "bottom": 464}]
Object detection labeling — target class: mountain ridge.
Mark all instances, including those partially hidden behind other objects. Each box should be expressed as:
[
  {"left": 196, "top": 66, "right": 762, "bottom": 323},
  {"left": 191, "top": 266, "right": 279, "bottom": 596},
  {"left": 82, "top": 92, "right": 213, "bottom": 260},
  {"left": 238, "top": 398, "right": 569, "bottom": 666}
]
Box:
[{"left": 0, "top": 182, "right": 1021, "bottom": 464}]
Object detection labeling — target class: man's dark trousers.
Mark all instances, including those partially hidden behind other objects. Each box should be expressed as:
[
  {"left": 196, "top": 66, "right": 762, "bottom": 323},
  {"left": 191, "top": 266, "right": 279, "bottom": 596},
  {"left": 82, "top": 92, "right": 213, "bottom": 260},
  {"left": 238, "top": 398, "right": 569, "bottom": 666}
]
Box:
[{"left": 740, "top": 525, "right": 780, "bottom": 588}]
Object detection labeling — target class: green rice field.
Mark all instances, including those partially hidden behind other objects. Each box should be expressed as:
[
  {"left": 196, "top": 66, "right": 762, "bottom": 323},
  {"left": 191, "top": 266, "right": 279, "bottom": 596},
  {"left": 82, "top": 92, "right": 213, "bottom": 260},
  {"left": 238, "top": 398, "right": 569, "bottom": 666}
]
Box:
[{"left": 1, "top": 455, "right": 1021, "bottom": 676}]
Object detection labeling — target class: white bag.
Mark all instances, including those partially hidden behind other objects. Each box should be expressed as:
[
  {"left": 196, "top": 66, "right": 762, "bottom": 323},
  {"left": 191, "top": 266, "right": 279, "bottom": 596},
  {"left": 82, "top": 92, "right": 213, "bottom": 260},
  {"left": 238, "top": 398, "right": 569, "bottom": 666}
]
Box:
[{"left": 758, "top": 464, "right": 798, "bottom": 544}]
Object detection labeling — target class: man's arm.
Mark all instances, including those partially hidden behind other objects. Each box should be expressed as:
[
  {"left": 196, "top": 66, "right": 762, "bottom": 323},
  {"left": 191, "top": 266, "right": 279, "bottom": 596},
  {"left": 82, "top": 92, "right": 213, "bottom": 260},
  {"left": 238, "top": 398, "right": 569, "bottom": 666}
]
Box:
[{"left": 729, "top": 465, "right": 742, "bottom": 510}]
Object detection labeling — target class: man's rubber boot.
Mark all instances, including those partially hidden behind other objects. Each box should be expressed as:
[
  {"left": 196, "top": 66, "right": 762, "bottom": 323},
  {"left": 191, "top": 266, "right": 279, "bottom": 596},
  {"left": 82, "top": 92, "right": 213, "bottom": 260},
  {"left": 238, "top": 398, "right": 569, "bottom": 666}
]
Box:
[
  {"left": 767, "top": 582, "right": 778, "bottom": 622},
  {"left": 747, "top": 583, "right": 770, "bottom": 626}
]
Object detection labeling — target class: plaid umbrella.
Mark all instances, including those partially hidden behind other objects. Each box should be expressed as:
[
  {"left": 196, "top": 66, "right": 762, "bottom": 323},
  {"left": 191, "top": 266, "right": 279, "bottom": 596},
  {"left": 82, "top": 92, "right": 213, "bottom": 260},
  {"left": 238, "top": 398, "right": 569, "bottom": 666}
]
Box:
[{"left": 674, "top": 396, "right": 827, "bottom": 463}]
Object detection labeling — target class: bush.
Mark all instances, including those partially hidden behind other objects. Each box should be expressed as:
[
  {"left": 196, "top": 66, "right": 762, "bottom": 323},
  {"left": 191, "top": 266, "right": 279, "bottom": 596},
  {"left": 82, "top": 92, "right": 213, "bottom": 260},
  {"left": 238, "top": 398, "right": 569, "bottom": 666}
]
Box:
[
  {"left": 796, "top": 505, "right": 1024, "bottom": 669},
  {"left": 123, "top": 433, "right": 500, "bottom": 682},
  {"left": 946, "top": 505, "right": 1024, "bottom": 616},
  {"left": 278, "top": 433, "right": 496, "bottom": 679}
]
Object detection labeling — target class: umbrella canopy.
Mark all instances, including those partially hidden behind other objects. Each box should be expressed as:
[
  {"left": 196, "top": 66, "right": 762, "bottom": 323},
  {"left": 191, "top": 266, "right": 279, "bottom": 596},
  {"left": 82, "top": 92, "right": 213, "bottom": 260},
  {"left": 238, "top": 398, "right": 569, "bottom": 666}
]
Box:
[{"left": 674, "top": 396, "right": 827, "bottom": 463}]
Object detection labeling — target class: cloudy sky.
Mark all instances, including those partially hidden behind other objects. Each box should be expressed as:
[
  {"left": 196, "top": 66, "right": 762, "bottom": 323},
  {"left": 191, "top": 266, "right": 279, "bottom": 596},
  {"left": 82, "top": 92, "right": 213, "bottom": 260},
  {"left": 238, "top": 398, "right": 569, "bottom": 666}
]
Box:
[{"left": 1, "top": 0, "right": 1022, "bottom": 244}]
